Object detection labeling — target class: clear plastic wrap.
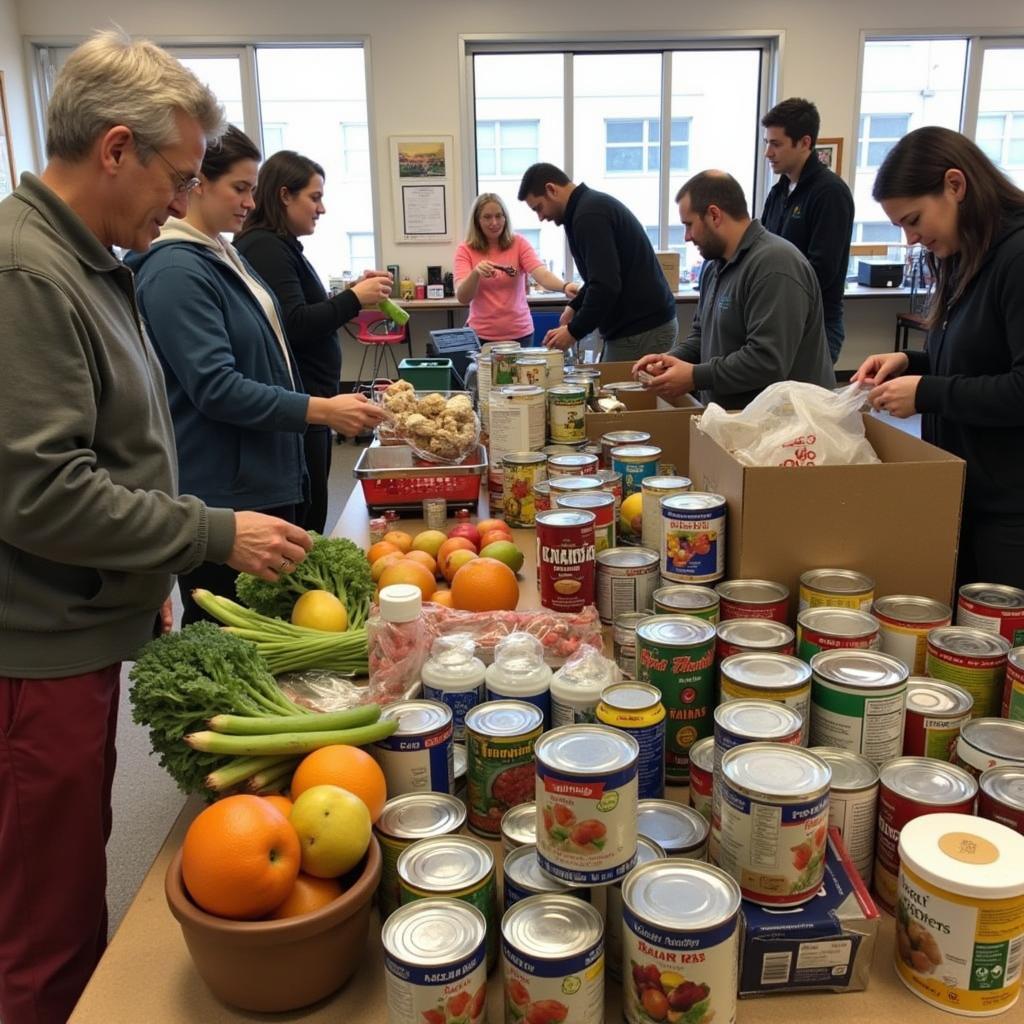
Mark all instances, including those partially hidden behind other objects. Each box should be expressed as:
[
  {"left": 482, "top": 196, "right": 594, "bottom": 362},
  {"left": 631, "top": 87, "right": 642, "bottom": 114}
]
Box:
[{"left": 378, "top": 381, "right": 481, "bottom": 464}]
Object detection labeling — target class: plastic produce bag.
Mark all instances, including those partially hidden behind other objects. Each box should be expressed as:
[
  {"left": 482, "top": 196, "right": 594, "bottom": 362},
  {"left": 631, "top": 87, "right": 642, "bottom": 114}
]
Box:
[
  {"left": 378, "top": 381, "right": 481, "bottom": 464},
  {"left": 698, "top": 382, "right": 879, "bottom": 467}
]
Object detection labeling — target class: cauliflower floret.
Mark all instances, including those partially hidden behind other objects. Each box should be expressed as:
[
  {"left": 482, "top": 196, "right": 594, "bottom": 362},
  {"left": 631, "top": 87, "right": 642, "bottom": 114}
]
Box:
[
  {"left": 416, "top": 393, "right": 447, "bottom": 418},
  {"left": 456, "top": 420, "right": 476, "bottom": 445},
  {"left": 445, "top": 394, "right": 473, "bottom": 421},
  {"left": 383, "top": 381, "right": 416, "bottom": 415},
  {"left": 403, "top": 413, "right": 436, "bottom": 437},
  {"left": 429, "top": 433, "right": 460, "bottom": 460}
]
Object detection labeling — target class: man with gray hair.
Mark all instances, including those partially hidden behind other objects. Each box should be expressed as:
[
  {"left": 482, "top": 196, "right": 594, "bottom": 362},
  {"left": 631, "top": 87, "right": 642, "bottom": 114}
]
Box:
[{"left": 0, "top": 32, "right": 312, "bottom": 1023}]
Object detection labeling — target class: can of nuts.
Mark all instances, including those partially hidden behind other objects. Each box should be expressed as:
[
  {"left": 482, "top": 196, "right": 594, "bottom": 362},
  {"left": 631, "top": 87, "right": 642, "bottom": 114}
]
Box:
[
  {"left": 373, "top": 700, "right": 455, "bottom": 797},
  {"left": 660, "top": 492, "right": 727, "bottom": 584},
  {"left": 810, "top": 746, "right": 879, "bottom": 886},
  {"left": 597, "top": 682, "right": 667, "bottom": 801},
  {"left": 596, "top": 546, "right": 659, "bottom": 625},
  {"left": 796, "top": 606, "right": 880, "bottom": 662},
  {"left": 956, "top": 717, "right": 1024, "bottom": 776},
  {"left": 717, "top": 744, "right": 831, "bottom": 906},
  {"left": 502, "top": 452, "right": 547, "bottom": 528},
  {"left": 556, "top": 491, "right": 615, "bottom": 554},
  {"left": 926, "top": 625, "right": 1010, "bottom": 719},
  {"left": 501, "top": 802, "right": 537, "bottom": 854},
  {"left": 611, "top": 444, "right": 663, "bottom": 498},
  {"left": 635, "top": 614, "right": 717, "bottom": 784},
  {"left": 978, "top": 765, "right": 1024, "bottom": 835},
  {"left": 637, "top": 799, "right": 709, "bottom": 859},
  {"left": 382, "top": 898, "right": 487, "bottom": 1024},
  {"left": 872, "top": 756, "right": 977, "bottom": 913},
  {"left": 613, "top": 611, "right": 645, "bottom": 677},
  {"left": 716, "top": 618, "right": 795, "bottom": 660},
  {"left": 641, "top": 476, "right": 693, "bottom": 549},
  {"left": 653, "top": 584, "right": 720, "bottom": 622},
  {"left": 903, "top": 678, "right": 974, "bottom": 761},
  {"left": 535, "top": 508, "right": 596, "bottom": 612},
  {"left": 601, "top": 430, "right": 651, "bottom": 469},
  {"left": 547, "top": 384, "right": 587, "bottom": 443},
  {"left": 873, "top": 595, "right": 952, "bottom": 676},
  {"left": 799, "top": 568, "right": 875, "bottom": 613},
  {"left": 1005, "top": 647, "right": 1024, "bottom": 719},
  {"left": 502, "top": 844, "right": 580, "bottom": 911},
  {"left": 533, "top": 479, "right": 552, "bottom": 516},
  {"left": 718, "top": 652, "right": 812, "bottom": 744},
  {"left": 956, "top": 581, "right": 1024, "bottom": 647},
  {"left": 604, "top": 836, "right": 665, "bottom": 982},
  {"left": 547, "top": 452, "right": 598, "bottom": 478},
  {"left": 535, "top": 724, "right": 639, "bottom": 884},
  {"left": 716, "top": 579, "right": 790, "bottom": 623},
  {"left": 688, "top": 736, "right": 714, "bottom": 823}
]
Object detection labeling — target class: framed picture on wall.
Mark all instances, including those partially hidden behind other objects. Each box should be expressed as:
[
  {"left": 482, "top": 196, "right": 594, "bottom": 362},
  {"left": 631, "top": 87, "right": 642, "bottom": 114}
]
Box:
[
  {"left": 389, "top": 135, "right": 454, "bottom": 243},
  {"left": 0, "top": 71, "right": 16, "bottom": 199},
  {"left": 814, "top": 137, "right": 844, "bottom": 178}
]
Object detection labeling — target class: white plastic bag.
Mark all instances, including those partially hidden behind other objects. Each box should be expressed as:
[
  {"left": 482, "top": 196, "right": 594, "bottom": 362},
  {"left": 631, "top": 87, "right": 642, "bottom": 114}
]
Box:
[{"left": 698, "top": 382, "right": 879, "bottom": 467}]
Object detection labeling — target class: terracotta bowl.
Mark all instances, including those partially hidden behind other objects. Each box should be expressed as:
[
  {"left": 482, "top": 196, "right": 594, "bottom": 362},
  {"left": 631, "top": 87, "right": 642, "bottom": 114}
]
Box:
[{"left": 165, "top": 836, "right": 381, "bottom": 1013}]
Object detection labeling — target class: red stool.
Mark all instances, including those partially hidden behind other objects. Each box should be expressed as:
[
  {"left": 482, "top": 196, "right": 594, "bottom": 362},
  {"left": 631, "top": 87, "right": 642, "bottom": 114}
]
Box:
[{"left": 353, "top": 311, "right": 411, "bottom": 390}]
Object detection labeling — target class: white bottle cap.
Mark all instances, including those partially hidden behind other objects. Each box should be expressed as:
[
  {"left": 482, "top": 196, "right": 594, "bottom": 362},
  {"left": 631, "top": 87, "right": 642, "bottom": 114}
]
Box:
[{"left": 378, "top": 583, "right": 422, "bottom": 623}]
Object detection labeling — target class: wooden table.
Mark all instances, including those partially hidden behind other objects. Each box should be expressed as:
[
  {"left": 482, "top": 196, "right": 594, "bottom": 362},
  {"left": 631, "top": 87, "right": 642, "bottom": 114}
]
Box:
[{"left": 71, "top": 487, "right": 932, "bottom": 1023}]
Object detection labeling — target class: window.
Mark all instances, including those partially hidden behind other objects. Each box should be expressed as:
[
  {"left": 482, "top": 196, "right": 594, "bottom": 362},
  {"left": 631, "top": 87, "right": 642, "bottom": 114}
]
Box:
[
  {"left": 519, "top": 228, "right": 541, "bottom": 252},
  {"left": 476, "top": 120, "right": 540, "bottom": 178},
  {"left": 976, "top": 45, "right": 1024, "bottom": 187},
  {"left": 261, "top": 123, "right": 286, "bottom": 157},
  {"left": 977, "top": 113, "right": 1024, "bottom": 168},
  {"left": 606, "top": 118, "right": 690, "bottom": 174},
  {"left": 645, "top": 225, "right": 686, "bottom": 253},
  {"left": 856, "top": 222, "right": 904, "bottom": 243},
  {"left": 341, "top": 123, "right": 370, "bottom": 178},
  {"left": 857, "top": 114, "right": 911, "bottom": 169},
  {"left": 347, "top": 232, "right": 375, "bottom": 276},
  {"left": 175, "top": 56, "right": 245, "bottom": 128}
]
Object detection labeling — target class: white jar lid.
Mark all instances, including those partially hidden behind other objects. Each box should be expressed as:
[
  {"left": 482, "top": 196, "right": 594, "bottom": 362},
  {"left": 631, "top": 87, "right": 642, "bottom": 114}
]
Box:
[{"left": 378, "top": 583, "right": 421, "bottom": 623}]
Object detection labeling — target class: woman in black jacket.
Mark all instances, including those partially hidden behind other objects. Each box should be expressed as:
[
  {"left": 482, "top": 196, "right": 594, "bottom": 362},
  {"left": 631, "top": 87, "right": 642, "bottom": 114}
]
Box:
[
  {"left": 853, "top": 127, "right": 1024, "bottom": 589},
  {"left": 236, "top": 151, "right": 392, "bottom": 533}
]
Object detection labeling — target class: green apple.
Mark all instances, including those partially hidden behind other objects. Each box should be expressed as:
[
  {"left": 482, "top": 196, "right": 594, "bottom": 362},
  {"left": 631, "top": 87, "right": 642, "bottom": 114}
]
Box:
[
  {"left": 479, "top": 539, "right": 524, "bottom": 574},
  {"left": 289, "top": 784, "right": 371, "bottom": 878},
  {"left": 412, "top": 529, "right": 448, "bottom": 558}
]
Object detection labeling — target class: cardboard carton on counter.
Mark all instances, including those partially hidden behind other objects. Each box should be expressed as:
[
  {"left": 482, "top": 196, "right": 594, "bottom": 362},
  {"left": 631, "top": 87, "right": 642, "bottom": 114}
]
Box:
[
  {"left": 688, "top": 414, "right": 965, "bottom": 606},
  {"left": 587, "top": 395, "right": 703, "bottom": 478}
]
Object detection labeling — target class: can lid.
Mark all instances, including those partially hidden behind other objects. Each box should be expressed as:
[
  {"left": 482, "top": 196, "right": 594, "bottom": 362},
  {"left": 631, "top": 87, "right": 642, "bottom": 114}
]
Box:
[
  {"left": 716, "top": 618, "right": 795, "bottom": 649},
  {"left": 928, "top": 625, "right": 1011, "bottom": 658},
  {"left": 622, "top": 860, "right": 741, "bottom": 931},
  {"left": 722, "top": 743, "right": 831, "bottom": 799},
  {"left": 905, "top": 678, "right": 974, "bottom": 717},
  {"left": 720, "top": 652, "right": 810, "bottom": 689},
  {"left": 642, "top": 476, "right": 693, "bottom": 492},
  {"left": 714, "top": 699, "right": 803, "bottom": 741},
  {"left": 501, "top": 802, "right": 536, "bottom": 846},
  {"left": 534, "top": 508, "right": 596, "bottom": 528},
  {"left": 535, "top": 724, "right": 639, "bottom": 774},
  {"left": 809, "top": 648, "right": 908, "bottom": 687},
  {"left": 661, "top": 491, "right": 726, "bottom": 512},
  {"left": 654, "top": 585, "right": 719, "bottom": 611},
  {"left": 610, "top": 445, "right": 662, "bottom": 459},
  {"left": 503, "top": 845, "right": 569, "bottom": 894},
  {"left": 602, "top": 430, "right": 651, "bottom": 444},
  {"left": 497, "top": 384, "right": 544, "bottom": 398},
  {"left": 688, "top": 735, "right": 715, "bottom": 772},
  {"left": 501, "top": 894, "right": 604, "bottom": 959},
  {"left": 396, "top": 835, "right": 493, "bottom": 892},
  {"left": 809, "top": 747, "right": 879, "bottom": 790},
  {"left": 800, "top": 568, "right": 875, "bottom": 593},
  {"left": 872, "top": 594, "right": 952, "bottom": 623},
  {"left": 899, "top": 812, "right": 1024, "bottom": 899},
  {"left": 715, "top": 579, "right": 790, "bottom": 604},
  {"left": 599, "top": 681, "right": 661, "bottom": 711},
  {"left": 376, "top": 793, "right": 467, "bottom": 840},
  {"left": 379, "top": 583, "right": 422, "bottom": 623},
  {"left": 549, "top": 476, "right": 600, "bottom": 494},
  {"left": 980, "top": 766, "right": 1024, "bottom": 810},
  {"left": 880, "top": 757, "right": 977, "bottom": 804},
  {"left": 503, "top": 451, "right": 547, "bottom": 466},
  {"left": 637, "top": 800, "right": 710, "bottom": 853},
  {"left": 637, "top": 614, "right": 716, "bottom": 647},
  {"left": 465, "top": 699, "right": 544, "bottom": 737},
  {"left": 556, "top": 492, "right": 614, "bottom": 512},
  {"left": 797, "top": 606, "right": 878, "bottom": 637},
  {"left": 959, "top": 582, "right": 1024, "bottom": 609},
  {"left": 598, "top": 547, "right": 660, "bottom": 569},
  {"left": 960, "top": 718, "right": 1024, "bottom": 760},
  {"left": 381, "top": 699, "right": 453, "bottom": 736},
  {"left": 382, "top": 898, "right": 487, "bottom": 965},
  {"left": 634, "top": 834, "right": 668, "bottom": 866}
]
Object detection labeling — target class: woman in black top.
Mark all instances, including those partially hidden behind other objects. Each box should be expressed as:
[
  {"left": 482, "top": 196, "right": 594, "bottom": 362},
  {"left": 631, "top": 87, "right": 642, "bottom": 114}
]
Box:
[
  {"left": 852, "top": 127, "right": 1024, "bottom": 589},
  {"left": 236, "top": 151, "right": 392, "bottom": 533}
]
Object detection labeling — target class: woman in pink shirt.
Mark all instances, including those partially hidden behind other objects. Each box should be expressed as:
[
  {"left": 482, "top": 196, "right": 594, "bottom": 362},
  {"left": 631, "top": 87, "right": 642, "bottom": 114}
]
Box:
[{"left": 454, "top": 193, "right": 577, "bottom": 345}]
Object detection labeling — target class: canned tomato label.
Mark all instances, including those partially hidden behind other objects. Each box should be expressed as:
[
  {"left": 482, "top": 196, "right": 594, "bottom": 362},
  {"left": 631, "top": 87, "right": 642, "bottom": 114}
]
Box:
[
  {"left": 613, "top": 612, "right": 645, "bottom": 677},
  {"left": 653, "top": 584, "right": 720, "bottom": 623},
  {"left": 489, "top": 385, "right": 545, "bottom": 463},
  {"left": 502, "top": 451, "right": 547, "bottom": 528},
  {"left": 596, "top": 546, "right": 659, "bottom": 624},
  {"left": 533, "top": 480, "right": 552, "bottom": 515},
  {"left": 535, "top": 724, "right": 639, "bottom": 884},
  {"left": 926, "top": 626, "right": 1010, "bottom": 719},
  {"left": 799, "top": 568, "right": 874, "bottom": 612},
  {"left": 957, "top": 718, "right": 1024, "bottom": 776},
  {"left": 635, "top": 615, "right": 717, "bottom": 784},
  {"left": 903, "top": 679, "right": 974, "bottom": 761},
  {"left": 382, "top": 898, "right": 487, "bottom": 1024},
  {"left": 809, "top": 649, "right": 908, "bottom": 765},
  {"left": 374, "top": 700, "right": 455, "bottom": 797},
  {"left": 556, "top": 491, "right": 615, "bottom": 555},
  {"left": 547, "top": 453, "right": 598, "bottom": 478},
  {"left": 873, "top": 757, "right": 977, "bottom": 914},
  {"left": 810, "top": 746, "right": 879, "bottom": 886},
  {"left": 957, "top": 582, "right": 1024, "bottom": 647},
  {"left": 687, "top": 736, "right": 714, "bottom": 823},
  {"left": 716, "top": 580, "right": 790, "bottom": 623},
  {"left": 375, "top": 793, "right": 467, "bottom": 921},
  {"left": 547, "top": 385, "right": 587, "bottom": 443},
  {"left": 796, "top": 606, "right": 879, "bottom": 662},
  {"left": 501, "top": 801, "right": 536, "bottom": 854},
  {"left": 502, "top": 844, "right": 578, "bottom": 910},
  {"left": 978, "top": 766, "right": 1024, "bottom": 835},
  {"left": 874, "top": 595, "right": 952, "bottom": 676},
  {"left": 535, "top": 508, "right": 596, "bottom": 613},
  {"left": 641, "top": 476, "right": 692, "bottom": 549},
  {"left": 605, "top": 837, "right": 665, "bottom": 982},
  {"left": 611, "top": 444, "right": 663, "bottom": 498},
  {"left": 660, "top": 492, "right": 727, "bottom": 584},
  {"left": 1005, "top": 649, "right": 1024, "bottom": 719},
  {"left": 597, "top": 682, "right": 666, "bottom": 801},
  {"left": 601, "top": 430, "right": 651, "bottom": 469},
  {"left": 502, "top": 894, "right": 605, "bottom": 1024},
  {"left": 719, "top": 652, "right": 812, "bottom": 744},
  {"left": 622, "top": 860, "right": 741, "bottom": 1024},
  {"left": 896, "top": 813, "right": 1024, "bottom": 1017},
  {"left": 717, "top": 744, "right": 831, "bottom": 906},
  {"left": 637, "top": 799, "right": 709, "bottom": 859},
  {"left": 716, "top": 618, "right": 795, "bottom": 660},
  {"left": 464, "top": 700, "right": 544, "bottom": 838}
]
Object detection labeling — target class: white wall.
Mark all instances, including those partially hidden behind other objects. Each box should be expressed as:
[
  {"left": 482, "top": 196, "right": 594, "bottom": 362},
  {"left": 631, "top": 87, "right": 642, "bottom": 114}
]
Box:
[{"left": 1, "top": 0, "right": 33, "bottom": 181}]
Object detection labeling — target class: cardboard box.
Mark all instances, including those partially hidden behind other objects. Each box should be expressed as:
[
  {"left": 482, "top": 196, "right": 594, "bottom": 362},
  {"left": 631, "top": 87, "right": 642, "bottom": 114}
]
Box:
[
  {"left": 688, "top": 414, "right": 965, "bottom": 605},
  {"left": 589, "top": 360, "right": 637, "bottom": 385},
  {"left": 656, "top": 250, "right": 681, "bottom": 291},
  {"left": 740, "top": 828, "right": 880, "bottom": 997},
  {"left": 587, "top": 396, "right": 703, "bottom": 477}
]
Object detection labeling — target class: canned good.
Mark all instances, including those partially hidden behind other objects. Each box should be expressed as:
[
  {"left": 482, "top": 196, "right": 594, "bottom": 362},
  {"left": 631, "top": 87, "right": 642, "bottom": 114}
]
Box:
[
  {"left": 621, "top": 860, "right": 741, "bottom": 1024},
  {"left": 596, "top": 546, "right": 659, "bottom": 624},
  {"left": 716, "top": 618, "right": 795, "bottom": 660},
  {"left": 464, "top": 700, "right": 544, "bottom": 837},
  {"left": 397, "top": 835, "right": 498, "bottom": 967},
  {"left": 717, "top": 744, "right": 831, "bottom": 906},
  {"left": 604, "top": 836, "right": 665, "bottom": 982},
  {"left": 978, "top": 766, "right": 1024, "bottom": 835},
  {"left": 421, "top": 497, "right": 447, "bottom": 532},
  {"left": 532, "top": 479, "right": 552, "bottom": 515},
  {"left": 374, "top": 700, "right": 455, "bottom": 797},
  {"left": 489, "top": 384, "right": 546, "bottom": 465},
  {"left": 641, "top": 476, "right": 693, "bottom": 549},
  {"left": 796, "top": 606, "right": 880, "bottom": 662},
  {"left": 653, "top": 584, "right": 720, "bottom": 622},
  {"left": 597, "top": 682, "right": 667, "bottom": 800},
  {"left": 873, "top": 594, "right": 952, "bottom": 675},
  {"left": 613, "top": 611, "right": 645, "bottom": 677},
  {"left": 541, "top": 444, "right": 579, "bottom": 456},
  {"left": 547, "top": 474, "right": 598, "bottom": 498},
  {"left": 595, "top": 468, "right": 623, "bottom": 511},
  {"left": 375, "top": 793, "right": 467, "bottom": 921},
  {"left": 502, "top": 452, "right": 547, "bottom": 528},
  {"left": 535, "top": 509, "right": 596, "bottom": 613},
  {"left": 501, "top": 801, "right": 536, "bottom": 853},
  {"left": 382, "top": 898, "right": 487, "bottom": 1024},
  {"left": 799, "top": 568, "right": 875, "bottom": 612},
  {"left": 611, "top": 444, "right": 663, "bottom": 498},
  {"left": 556, "top": 491, "right": 615, "bottom": 554},
  {"left": 453, "top": 743, "right": 466, "bottom": 799},
  {"left": 687, "top": 736, "right": 714, "bottom": 823},
  {"left": 635, "top": 614, "right": 717, "bottom": 784},
  {"left": 502, "top": 844, "right": 579, "bottom": 910},
  {"left": 957, "top": 718, "right": 1024, "bottom": 776},
  {"left": 660, "top": 492, "right": 726, "bottom": 584},
  {"left": 491, "top": 344, "right": 523, "bottom": 386},
  {"left": 716, "top": 579, "right": 790, "bottom": 623},
  {"left": 637, "top": 799, "right": 710, "bottom": 859},
  {"left": 903, "top": 678, "right": 974, "bottom": 761},
  {"left": 535, "top": 724, "right": 639, "bottom": 884},
  {"left": 809, "top": 649, "right": 908, "bottom": 765},
  {"left": 719, "top": 653, "right": 812, "bottom": 743},
  {"left": 873, "top": 756, "right": 978, "bottom": 913},
  {"left": 601, "top": 430, "right": 651, "bottom": 469},
  {"left": 369, "top": 516, "right": 388, "bottom": 543},
  {"left": 811, "top": 746, "right": 880, "bottom": 886},
  {"left": 501, "top": 895, "right": 605, "bottom": 1022},
  {"left": 547, "top": 452, "right": 598, "bottom": 478},
  {"left": 957, "top": 582, "right": 1024, "bottom": 647},
  {"left": 488, "top": 467, "right": 504, "bottom": 512},
  {"left": 515, "top": 356, "right": 548, "bottom": 388},
  {"left": 927, "top": 626, "right": 1011, "bottom": 719},
  {"left": 564, "top": 369, "right": 600, "bottom": 404},
  {"left": 1005, "top": 648, "right": 1024, "bottom": 719},
  {"left": 547, "top": 385, "right": 587, "bottom": 444}
]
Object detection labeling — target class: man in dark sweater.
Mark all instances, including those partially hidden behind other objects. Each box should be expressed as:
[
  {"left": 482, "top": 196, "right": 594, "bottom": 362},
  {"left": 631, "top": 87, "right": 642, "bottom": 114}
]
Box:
[
  {"left": 518, "top": 163, "right": 678, "bottom": 361},
  {"left": 761, "top": 98, "right": 854, "bottom": 363}
]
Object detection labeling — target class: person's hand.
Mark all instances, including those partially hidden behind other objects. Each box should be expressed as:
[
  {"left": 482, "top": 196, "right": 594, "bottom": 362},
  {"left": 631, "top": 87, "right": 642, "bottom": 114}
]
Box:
[
  {"left": 320, "top": 393, "right": 389, "bottom": 436},
  {"left": 475, "top": 261, "right": 498, "bottom": 279},
  {"left": 543, "top": 325, "right": 576, "bottom": 351},
  {"left": 632, "top": 353, "right": 669, "bottom": 378},
  {"left": 851, "top": 351, "right": 909, "bottom": 387},
  {"left": 564, "top": 282, "right": 580, "bottom": 299},
  {"left": 158, "top": 598, "right": 173, "bottom": 635},
  {"left": 352, "top": 274, "right": 393, "bottom": 307},
  {"left": 227, "top": 512, "right": 313, "bottom": 582},
  {"left": 644, "top": 354, "right": 695, "bottom": 399},
  {"left": 558, "top": 305, "right": 574, "bottom": 327},
  {"left": 868, "top": 375, "right": 921, "bottom": 418}
]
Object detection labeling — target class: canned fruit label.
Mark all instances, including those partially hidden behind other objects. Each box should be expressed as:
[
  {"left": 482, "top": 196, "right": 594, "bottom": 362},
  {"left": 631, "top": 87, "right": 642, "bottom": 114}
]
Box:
[
  {"left": 809, "top": 680, "right": 907, "bottom": 766},
  {"left": 927, "top": 646, "right": 1008, "bottom": 719},
  {"left": 503, "top": 944, "right": 604, "bottom": 1024},
  {"left": 827, "top": 787, "right": 878, "bottom": 886},
  {"left": 537, "top": 516, "right": 596, "bottom": 613},
  {"left": 504, "top": 462, "right": 545, "bottom": 528},
  {"left": 548, "top": 391, "right": 587, "bottom": 443},
  {"left": 662, "top": 517, "right": 725, "bottom": 583},
  {"left": 466, "top": 729, "right": 541, "bottom": 838},
  {"left": 896, "top": 862, "right": 1024, "bottom": 1015},
  {"left": 384, "top": 948, "right": 487, "bottom": 1024}
]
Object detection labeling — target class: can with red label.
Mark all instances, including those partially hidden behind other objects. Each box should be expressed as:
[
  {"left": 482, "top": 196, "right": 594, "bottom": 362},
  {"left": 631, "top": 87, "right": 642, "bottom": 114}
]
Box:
[
  {"left": 873, "top": 594, "right": 951, "bottom": 676},
  {"left": 716, "top": 618, "right": 795, "bottom": 660},
  {"left": 660, "top": 492, "right": 727, "bottom": 584},
  {"left": 535, "top": 509, "right": 596, "bottom": 613},
  {"left": 595, "top": 468, "right": 623, "bottom": 512},
  {"left": 902, "top": 678, "right": 974, "bottom": 761},
  {"left": 956, "top": 582, "right": 1024, "bottom": 647},
  {"left": 533, "top": 480, "right": 552, "bottom": 516},
  {"left": 687, "top": 736, "right": 714, "bottom": 823},
  {"left": 1003, "top": 647, "right": 1024, "bottom": 720},
  {"left": 796, "top": 606, "right": 879, "bottom": 662},
  {"left": 978, "top": 765, "right": 1024, "bottom": 835},
  {"left": 547, "top": 452, "right": 599, "bottom": 478},
  {"left": 556, "top": 491, "right": 615, "bottom": 555},
  {"left": 926, "top": 626, "right": 1010, "bottom": 719},
  {"left": 715, "top": 579, "right": 790, "bottom": 623}
]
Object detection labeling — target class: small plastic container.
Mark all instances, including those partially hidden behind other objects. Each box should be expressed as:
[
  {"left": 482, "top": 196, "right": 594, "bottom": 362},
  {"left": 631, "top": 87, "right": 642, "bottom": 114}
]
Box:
[
  {"left": 379, "top": 583, "right": 422, "bottom": 624},
  {"left": 484, "top": 633, "right": 553, "bottom": 727},
  {"left": 550, "top": 647, "right": 620, "bottom": 727},
  {"left": 399, "top": 358, "right": 452, "bottom": 391},
  {"left": 421, "top": 635, "right": 486, "bottom": 742}
]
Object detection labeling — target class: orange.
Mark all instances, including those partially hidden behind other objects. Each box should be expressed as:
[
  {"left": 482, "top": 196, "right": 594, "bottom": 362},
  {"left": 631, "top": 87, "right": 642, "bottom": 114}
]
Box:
[
  {"left": 476, "top": 518, "right": 507, "bottom": 536},
  {"left": 371, "top": 551, "right": 405, "bottom": 582},
  {"left": 436, "top": 536, "right": 476, "bottom": 567},
  {"left": 367, "top": 540, "right": 399, "bottom": 565},
  {"left": 378, "top": 559, "right": 436, "bottom": 602},
  {"left": 404, "top": 549, "right": 438, "bottom": 576},
  {"left": 479, "top": 528, "right": 513, "bottom": 549},
  {"left": 430, "top": 589, "right": 454, "bottom": 607},
  {"left": 450, "top": 557, "right": 520, "bottom": 612},
  {"left": 268, "top": 872, "right": 344, "bottom": 919},
  {"left": 261, "top": 794, "right": 294, "bottom": 819},
  {"left": 181, "top": 795, "right": 300, "bottom": 920},
  {"left": 290, "top": 744, "right": 388, "bottom": 822},
  {"left": 382, "top": 530, "right": 413, "bottom": 553}
]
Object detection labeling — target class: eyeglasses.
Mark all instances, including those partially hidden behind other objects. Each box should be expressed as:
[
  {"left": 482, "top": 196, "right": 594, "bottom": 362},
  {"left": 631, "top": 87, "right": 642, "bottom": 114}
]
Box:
[{"left": 152, "top": 148, "right": 201, "bottom": 195}]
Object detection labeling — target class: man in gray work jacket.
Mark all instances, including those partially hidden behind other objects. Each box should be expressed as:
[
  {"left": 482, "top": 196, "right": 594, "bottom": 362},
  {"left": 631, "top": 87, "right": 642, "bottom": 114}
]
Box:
[{"left": 634, "top": 171, "right": 835, "bottom": 408}]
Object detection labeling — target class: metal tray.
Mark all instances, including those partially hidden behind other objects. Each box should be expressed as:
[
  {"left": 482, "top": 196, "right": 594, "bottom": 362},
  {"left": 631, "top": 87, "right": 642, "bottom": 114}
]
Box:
[{"left": 353, "top": 442, "right": 488, "bottom": 480}]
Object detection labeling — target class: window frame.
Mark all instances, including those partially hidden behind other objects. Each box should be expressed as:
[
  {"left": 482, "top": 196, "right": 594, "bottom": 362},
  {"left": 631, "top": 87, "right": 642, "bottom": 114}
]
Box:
[
  {"left": 604, "top": 116, "right": 690, "bottom": 176},
  {"left": 475, "top": 117, "right": 541, "bottom": 178},
  {"left": 856, "top": 112, "right": 912, "bottom": 170}
]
